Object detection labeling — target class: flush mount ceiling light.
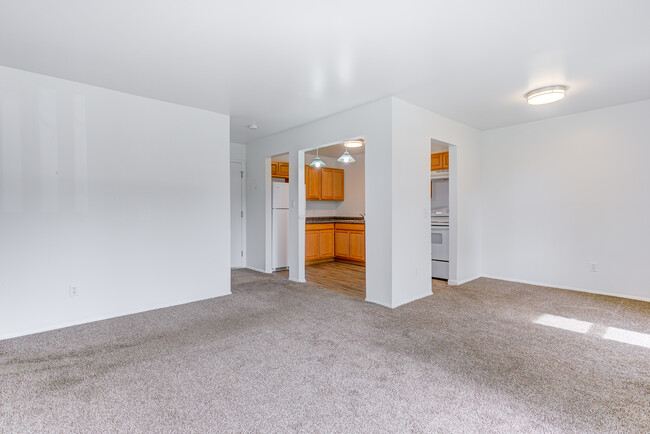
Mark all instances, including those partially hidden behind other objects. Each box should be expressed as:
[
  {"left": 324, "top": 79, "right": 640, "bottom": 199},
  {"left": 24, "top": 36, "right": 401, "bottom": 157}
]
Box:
[
  {"left": 337, "top": 142, "right": 356, "bottom": 164},
  {"left": 345, "top": 139, "right": 364, "bottom": 148},
  {"left": 309, "top": 146, "right": 326, "bottom": 168},
  {"left": 526, "top": 85, "right": 568, "bottom": 105}
]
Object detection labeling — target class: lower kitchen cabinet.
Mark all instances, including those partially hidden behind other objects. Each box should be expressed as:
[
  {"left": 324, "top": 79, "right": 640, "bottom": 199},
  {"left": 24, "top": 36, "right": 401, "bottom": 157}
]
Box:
[
  {"left": 319, "top": 229, "right": 335, "bottom": 258},
  {"left": 305, "top": 230, "right": 321, "bottom": 262},
  {"left": 334, "top": 223, "right": 365, "bottom": 265},
  {"left": 305, "top": 223, "right": 335, "bottom": 265},
  {"left": 335, "top": 231, "right": 349, "bottom": 257},
  {"left": 348, "top": 232, "right": 365, "bottom": 262},
  {"left": 306, "top": 222, "right": 365, "bottom": 265}
]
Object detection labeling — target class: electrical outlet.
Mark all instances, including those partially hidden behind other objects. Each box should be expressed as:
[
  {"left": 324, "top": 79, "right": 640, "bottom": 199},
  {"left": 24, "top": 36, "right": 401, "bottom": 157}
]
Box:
[
  {"left": 590, "top": 263, "right": 598, "bottom": 272},
  {"left": 69, "top": 286, "right": 80, "bottom": 297}
]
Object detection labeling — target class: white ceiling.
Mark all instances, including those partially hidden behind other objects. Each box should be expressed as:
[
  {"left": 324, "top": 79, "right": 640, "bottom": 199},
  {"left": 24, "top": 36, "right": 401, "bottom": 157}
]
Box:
[{"left": 1, "top": 1, "right": 649, "bottom": 144}]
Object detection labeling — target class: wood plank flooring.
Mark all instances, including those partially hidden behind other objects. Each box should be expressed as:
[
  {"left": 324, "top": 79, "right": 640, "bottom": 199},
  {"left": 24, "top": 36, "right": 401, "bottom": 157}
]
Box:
[
  {"left": 276, "top": 261, "right": 366, "bottom": 299},
  {"left": 275, "top": 262, "right": 448, "bottom": 299},
  {"left": 432, "top": 278, "right": 448, "bottom": 293}
]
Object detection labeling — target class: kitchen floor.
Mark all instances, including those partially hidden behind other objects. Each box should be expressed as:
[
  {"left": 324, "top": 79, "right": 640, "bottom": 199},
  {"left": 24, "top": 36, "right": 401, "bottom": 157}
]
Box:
[
  {"left": 276, "top": 263, "right": 448, "bottom": 299},
  {"left": 276, "top": 262, "right": 366, "bottom": 299}
]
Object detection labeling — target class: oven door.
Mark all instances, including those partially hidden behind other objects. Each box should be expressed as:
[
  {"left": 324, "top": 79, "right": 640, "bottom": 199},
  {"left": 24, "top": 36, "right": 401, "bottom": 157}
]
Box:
[{"left": 431, "top": 226, "right": 449, "bottom": 261}]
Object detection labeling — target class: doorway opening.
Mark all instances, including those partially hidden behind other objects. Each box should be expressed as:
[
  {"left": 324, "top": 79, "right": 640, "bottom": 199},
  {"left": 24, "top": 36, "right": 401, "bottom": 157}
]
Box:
[
  {"left": 430, "top": 139, "right": 457, "bottom": 292},
  {"left": 289, "top": 139, "right": 366, "bottom": 298},
  {"left": 270, "top": 153, "right": 290, "bottom": 274}
]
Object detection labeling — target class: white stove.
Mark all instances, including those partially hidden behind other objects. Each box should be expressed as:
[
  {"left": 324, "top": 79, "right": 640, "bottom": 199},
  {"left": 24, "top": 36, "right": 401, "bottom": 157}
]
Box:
[{"left": 431, "top": 218, "right": 449, "bottom": 280}]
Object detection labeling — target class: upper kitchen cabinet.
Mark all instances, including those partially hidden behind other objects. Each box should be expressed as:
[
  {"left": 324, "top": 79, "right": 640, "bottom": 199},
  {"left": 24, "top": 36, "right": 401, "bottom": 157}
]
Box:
[
  {"left": 271, "top": 161, "right": 289, "bottom": 179},
  {"left": 431, "top": 152, "right": 449, "bottom": 171},
  {"left": 305, "top": 166, "right": 344, "bottom": 201},
  {"left": 332, "top": 169, "right": 344, "bottom": 201},
  {"left": 305, "top": 165, "right": 322, "bottom": 200}
]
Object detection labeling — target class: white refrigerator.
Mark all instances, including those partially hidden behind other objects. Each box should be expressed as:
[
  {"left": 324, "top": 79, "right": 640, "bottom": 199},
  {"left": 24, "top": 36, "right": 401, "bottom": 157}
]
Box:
[{"left": 272, "top": 182, "right": 289, "bottom": 270}]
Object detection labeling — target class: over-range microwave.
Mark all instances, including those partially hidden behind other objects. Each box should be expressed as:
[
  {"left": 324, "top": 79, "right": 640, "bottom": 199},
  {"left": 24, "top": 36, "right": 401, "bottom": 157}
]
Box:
[{"left": 431, "top": 169, "right": 449, "bottom": 180}]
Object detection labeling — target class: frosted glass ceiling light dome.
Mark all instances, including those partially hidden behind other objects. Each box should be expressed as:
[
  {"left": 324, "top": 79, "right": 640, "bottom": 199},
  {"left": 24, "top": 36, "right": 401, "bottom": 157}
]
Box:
[
  {"left": 345, "top": 140, "right": 364, "bottom": 148},
  {"left": 309, "top": 146, "right": 326, "bottom": 168},
  {"left": 526, "top": 85, "right": 567, "bottom": 105}
]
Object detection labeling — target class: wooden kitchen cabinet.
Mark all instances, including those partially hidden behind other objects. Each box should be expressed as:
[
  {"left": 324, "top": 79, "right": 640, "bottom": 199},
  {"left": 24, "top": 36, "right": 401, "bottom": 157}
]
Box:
[
  {"left": 271, "top": 161, "right": 289, "bottom": 179},
  {"left": 278, "top": 162, "right": 289, "bottom": 178},
  {"left": 334, "top": 223, "right": 365, "bottom": 264},
  {"left": 332, "top": 169, "right": 344, "bottom": 201},
  {"left": 305, "top": 230, "right": 320, "bottom": 262},
  {"left": 305, "top": 165, "right": 322, "bottom": 200},
  {"left": 335, "top": 231, "right": 349, "bottom": 257},
  {"left": 305, "top": 223, "right": 335, "bottom": 265},
  {"left": 319, "top": 230, "right": 335, "bottom": 258},
  {"left": 305, "top": 166, "right": 344, "bottom": 201},
  {"left": 348, "top": 232, "right": 365, "bottom": 262},
  {"left": 431, "top": 152, "right": 449, "bottom": 171},
  {"left": 321, "top": 168, "right": 334, "bottom": 200}
]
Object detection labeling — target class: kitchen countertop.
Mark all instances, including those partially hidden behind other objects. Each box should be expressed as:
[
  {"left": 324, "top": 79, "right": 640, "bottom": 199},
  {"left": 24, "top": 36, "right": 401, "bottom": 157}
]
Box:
[{"left": 306, "top": 217, "right": 365, "bottom": 224}]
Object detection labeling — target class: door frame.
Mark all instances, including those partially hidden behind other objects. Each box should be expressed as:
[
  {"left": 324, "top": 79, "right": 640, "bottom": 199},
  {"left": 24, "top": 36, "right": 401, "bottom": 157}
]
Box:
[
  {"left": 230, "top": 159, "right": 246, "bottom": 268},
  {"left": 297, "top": 136, "right": 367, "bottom": 285},
  {"left": 430, "top": 139, "right": 458, "bottom": 284}
]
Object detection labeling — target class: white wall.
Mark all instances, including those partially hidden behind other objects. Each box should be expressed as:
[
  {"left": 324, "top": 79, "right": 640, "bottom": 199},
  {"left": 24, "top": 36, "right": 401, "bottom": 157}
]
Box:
[
  {"left": 230, "top": 142, "right": 246, "bottom": 161},
  {"left": 246, "top": 98, "right": 394, "bottom": 306},
  {"left": 305, "top": 154, "right": 365, "bottom": 217},
  {"left": 481, "top": 100, "right": 650, "bottom": 301},
  {"left": 271, "top": 153, "right": 289, "bottom": 162},
  {"left": 391, "top": 99, "right": 482, "bottom": 305},
  {"left": 0, "top": 66, "right": 231, "bottom": 339},
  {"left": 246, "top": 97, "right": 482, "bottom": 307}
]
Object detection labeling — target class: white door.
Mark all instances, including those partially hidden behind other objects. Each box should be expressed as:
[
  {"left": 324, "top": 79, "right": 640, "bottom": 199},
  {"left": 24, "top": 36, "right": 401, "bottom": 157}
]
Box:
[{"left": 230, "top": 162, "right": 243, "bottom": 267}]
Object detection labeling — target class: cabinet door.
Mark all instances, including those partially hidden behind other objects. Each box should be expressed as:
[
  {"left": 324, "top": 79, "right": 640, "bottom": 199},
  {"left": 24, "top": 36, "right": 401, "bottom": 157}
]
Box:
[
  {"left": 278, "top": 162, "right": 289, "bottom": 178},
  {"left": 442, "top": 152, "right": 449, "bottom": 170},
  {"left": 271, "top": 161, "right": 279, "bottom": 176},
  {"left": 305, "top": 165, "right": 322, "bottom": 200},
  {"left": 321, "top": 168, "right": 334, "bottom": 200},
  {"left": 319, "top": 229, "right": 335, "bottom": 258},
  {"left": 349, "top": 231, "right": 365, "bottom": 262},
  {"left": 335, "top": 230, "right": 349, "bottom": 258},
  {"left": 332, "top": 169, "right": 344, "bottom": 201},
  {"left": 305, "top": 231, "right": 320, "bottom": 261},
  {"left": 431, "top": 153, "right": 444, "bottom": 171}
]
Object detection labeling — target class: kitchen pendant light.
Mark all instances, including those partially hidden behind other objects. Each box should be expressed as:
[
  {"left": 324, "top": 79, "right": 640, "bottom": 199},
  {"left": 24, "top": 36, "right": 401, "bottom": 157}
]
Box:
[
  {"left": 526, "top": 85, "right": 567, "bottom": 105},
  {"left": 309, "top": 146, "right": 326, "bottom": 168},
  {"left": 337, "top": 143, "right": 356, "bottom": 163}
]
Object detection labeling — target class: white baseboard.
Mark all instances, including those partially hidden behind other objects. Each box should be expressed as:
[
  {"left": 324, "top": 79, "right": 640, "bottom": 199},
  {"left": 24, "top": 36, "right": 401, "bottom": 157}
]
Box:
[
  {"left": 0, "top": 291, "right": 231, "bottom": 342},
  {"left": 393, "top": 289, "right": 435, "bottom": 308},
  {"left": 448, "top": 275, "right": 481, "bottom": 286},
  {"left": 245, "top": 266, "right": 271, "bottom": 274},
  {"left": 481, "top": 274, "right": 650, "bottom": 303},
  {"left": 364, "top": 297, "right": 392, "bottom": 308}
]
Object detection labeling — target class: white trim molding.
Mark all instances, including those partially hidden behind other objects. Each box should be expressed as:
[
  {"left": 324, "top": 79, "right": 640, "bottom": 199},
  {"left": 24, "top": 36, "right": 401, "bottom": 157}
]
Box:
[{"left": 481, "top": 275, "right": 650, "bottom": 303}]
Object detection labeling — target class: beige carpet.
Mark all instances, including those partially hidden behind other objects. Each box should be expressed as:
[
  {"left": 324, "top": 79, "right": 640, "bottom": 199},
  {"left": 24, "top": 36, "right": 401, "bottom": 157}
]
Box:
[{"left": 1, "top": 270, "right": 648, "bottom": 433}]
